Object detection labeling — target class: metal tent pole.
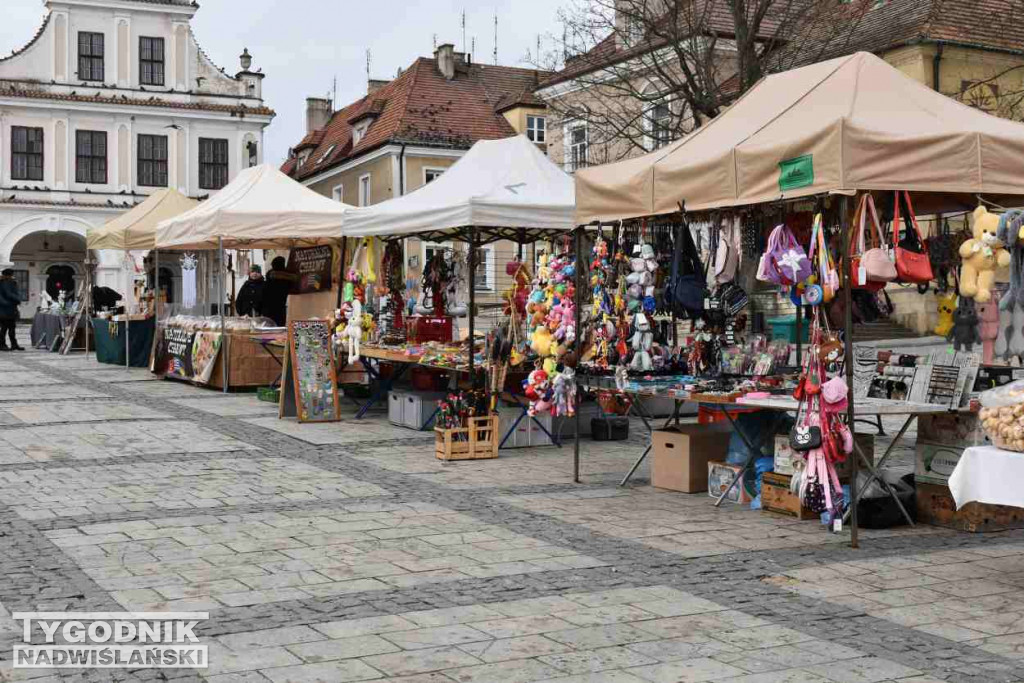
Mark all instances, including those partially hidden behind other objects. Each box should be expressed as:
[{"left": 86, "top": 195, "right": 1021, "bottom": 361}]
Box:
[
  {"left": 85, "top": 257, "right": 91, "bottom": 361},
  {"left": 841, "top": 195, "right": 858, "bottom": 548},
  {"left": 125, "top": 250, "right": 130, "bottom": 370},
  {"left": 154, "top": 249, "right": 160, "bottom": 320},
  {"left": 573, "top": 227, "right": 582, "bottom": 484},
  {"left": 219, "top": 237, "right": 228, "bottom": 393},
  {"left": 468, "top": 228, "right": 476, "bottom": 386}
]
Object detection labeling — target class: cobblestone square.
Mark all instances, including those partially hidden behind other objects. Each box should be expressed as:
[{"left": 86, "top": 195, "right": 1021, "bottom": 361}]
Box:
[{"left": 0, "top": 349, "right": 1022, "bottom": 683}]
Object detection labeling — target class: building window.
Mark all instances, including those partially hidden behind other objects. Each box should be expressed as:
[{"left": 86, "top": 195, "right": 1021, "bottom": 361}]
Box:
[
  {"left": 331, "top": 184, "right": 343, "bottom": 202},
  {"left": 246, "top": 140, "right": 258, "bottom": 167},
  {"left": 647, "top": 101, "right": 674, "bottom": 150},
  {"left": 198, "top": 138, "right": 229, "bottom": 190},
  {"left": 75, "top": 130, "right": 107, "bottom": 184},
  {"left": 78, "top": 32, "right": 105, "bottom": 82},
  {"left": 565, "top": 121, "right": 588, "bottom": 172},
  {"left": 526, "top": 116, "right": 546, "bottom": 143},
  {"left": 358, "top": 174, "right": 371, "bottom": 206},
  {"left": 424, "top": 168, "right": 445, "bottom": 185},
  {"left": 139, "top": 37, "right": 165, "bottom": 86},
  {"left": 473, "top": 245, "right": 494, "bottom": 291},
  {"left": 353, "top": 121, "right": 370, "bottom": 146},
  {"left": 317, "top": 144, "right": 336, "bottom": 165},
  {"left": 138, "top": 134, "right": 168, "bottom": 187},
  {"left": 11, "top": 126, "right": 43, "bottom": 181},
  {"left": 11, "top": 270, "right": 29, "bottom": 302},
  {"left": 422, "top": 241, "right": 452, "bottom": 269}
]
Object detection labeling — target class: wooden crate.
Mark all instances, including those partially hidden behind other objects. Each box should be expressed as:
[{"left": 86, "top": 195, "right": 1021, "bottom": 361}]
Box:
[
  {"left": 761, "top": 472, "right": 816, "bottom": 520},
  {"left": 435, "top": 416, "right": 500, "bottom": 461},
  {"left": 917, "top": 482, "right": 1024, "bottom": 533}
]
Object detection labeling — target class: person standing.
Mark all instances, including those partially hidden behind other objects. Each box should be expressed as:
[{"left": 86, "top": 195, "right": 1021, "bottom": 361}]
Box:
[
  {"left": 0, "top": 269, "right": 24, "bottom": 351},
  {"left": 262, "top": 257, "right": 297, "bottom": 327},
  {"left": 236, "top": 265, "right": 266, "bottom": 317}
]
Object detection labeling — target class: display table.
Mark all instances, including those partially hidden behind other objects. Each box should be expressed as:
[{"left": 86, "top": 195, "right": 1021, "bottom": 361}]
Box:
[
  {"left": 948, "top": 446, "right": 1024, "bottom": 510},
  {"left": 30, "top": 312, "right": 84, "bottom": 350},
  {"left": 92, "top": 317, "right": 155, "bottom": 367}
]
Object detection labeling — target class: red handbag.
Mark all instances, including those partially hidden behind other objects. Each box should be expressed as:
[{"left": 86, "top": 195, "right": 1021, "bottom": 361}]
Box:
[{"left": 892, "top": 190, "right": 934, "bottom": 284}]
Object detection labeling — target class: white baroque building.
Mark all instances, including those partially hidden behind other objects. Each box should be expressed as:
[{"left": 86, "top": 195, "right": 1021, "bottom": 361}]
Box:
[{"left": 0, "top": 0, "right": 273, "bottom": 317}]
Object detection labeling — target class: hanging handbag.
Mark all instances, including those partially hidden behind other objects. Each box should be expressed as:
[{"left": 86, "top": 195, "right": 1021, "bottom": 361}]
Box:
[
  {"left": 759, "top": 224, "right": 811, "bottom": 286},
  {"left": 664, "top": 222, "right": 707, "bottom": 319},
  {"left": 849, "top": 194, "right": 896, "bottom": 291},
  {"left": 789, "top": 397, "right": 823, "bottom": 451},
  {"left": 892, "top": 191, "right": 934, "bottom": 284}
]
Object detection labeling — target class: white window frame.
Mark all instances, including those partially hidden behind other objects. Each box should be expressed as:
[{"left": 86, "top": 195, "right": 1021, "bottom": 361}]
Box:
[
  {"left": 642, "top": 82, "right": 675, "bottom": 152},
  {"left": 358, "top": 173, "right": 371, "bottom": 206},
  {"left": 564, "top": 120, "right": 589, "bottom": 173},
  {"left": 353, "top": 121, "right": 371, "bottom": 146},
  {"left": 331, "top": 183, "right": 343, "bottom": 202},
  {"left": 526, "top": 115, "right": 546, "bottom": 143},
  {"left": 317, "top": 144, "right": 336, "bottom": 165},
  {"left": 421, "top": 240, "right": 453, "bottom": 270},
  {"left": 423, "top": 167, "right": 446, "bottom": 186},
  {"left": 472, "top": 243, "right": 495, "bottom": 292}
]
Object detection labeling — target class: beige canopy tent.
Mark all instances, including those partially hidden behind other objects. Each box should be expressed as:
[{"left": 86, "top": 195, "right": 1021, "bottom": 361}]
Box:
[
  {"left": 576, "top": 51, "right": 1024, "bottom": 223},
  {"left": 87, "top": 189, "right": 199, "bottom": 251},
  {"left": 155, "top": 164, "right": 352, "bottom": 251}
]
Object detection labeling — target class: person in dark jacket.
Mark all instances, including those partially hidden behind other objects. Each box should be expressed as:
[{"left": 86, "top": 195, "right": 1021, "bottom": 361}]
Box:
[
  {"left": 91, "top": 286, "right": 123, "bottom": 315},
  {"left": 236, "top": 265, "right": 265, "bottom": 317},
  {"left": 261, "top": 257, "right": 297, "bottom": 326},
  {"left": 0, "top": 269, "right": 24, "bottom": 350}
]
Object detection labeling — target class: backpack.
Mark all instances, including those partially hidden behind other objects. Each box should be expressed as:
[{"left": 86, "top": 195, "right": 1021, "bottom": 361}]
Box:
[{"left": 664, "top": 222, "right": 706, "bottom": 319}]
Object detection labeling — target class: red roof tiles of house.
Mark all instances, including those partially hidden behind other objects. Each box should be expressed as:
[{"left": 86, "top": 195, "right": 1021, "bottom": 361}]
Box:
[{"left": 284, "top": 54, "right": 549, "bottom": 182}]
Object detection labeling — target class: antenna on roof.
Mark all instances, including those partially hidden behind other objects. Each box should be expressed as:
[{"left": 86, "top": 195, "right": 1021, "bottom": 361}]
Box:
[
  {"left": 461, "top": 9, "right": 467, "bottom": 54},
  {"left": 433, "top": 34, "right": 437, "bottom": 50},
  {"left": 536, "top": 35, "right": 541, "bottom": 64},
  {"left": 365, "top": 49, "right": 371, "bottom": 81},
  {"left": 332, "top": 75, "right": 337, "bottom": 110},
  {"left": 494, "top": 13, "right": 499, "bottom": 65}
]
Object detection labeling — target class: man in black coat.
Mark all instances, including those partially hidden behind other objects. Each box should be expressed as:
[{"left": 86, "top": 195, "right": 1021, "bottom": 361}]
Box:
[
  {"left": 262, "top": 257, "right": 297, "bottom": 327},
  {"left": 0, "top": 269, "right": 24, "bottom": 350},
  {"left": 236, "top": 265, "right": 265, "bottom": 317}
]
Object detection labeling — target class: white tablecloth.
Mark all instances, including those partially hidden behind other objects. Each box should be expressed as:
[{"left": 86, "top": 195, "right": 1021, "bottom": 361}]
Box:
[{"left": 948, "top": 445, "right": 1024, "bottom": 510}]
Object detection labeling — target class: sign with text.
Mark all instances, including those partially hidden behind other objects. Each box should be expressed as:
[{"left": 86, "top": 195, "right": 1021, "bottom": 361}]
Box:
[
  {"left": 156, "top": 325, "right": 222, "bottom": 385},
  {"left": 287, "top": 246, "right": 333, "bottom": 295}
]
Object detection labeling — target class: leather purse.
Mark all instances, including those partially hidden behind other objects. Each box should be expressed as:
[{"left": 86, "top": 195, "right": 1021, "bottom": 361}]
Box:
[
  {"left": 849, "top": 194, "right": 896, "bottom": 290},
  {"left": 790, "top": 424, "right": 822, "bottom": 452},
  {"left": 892, "top": 190, "right": 934, "bottom": 284}
]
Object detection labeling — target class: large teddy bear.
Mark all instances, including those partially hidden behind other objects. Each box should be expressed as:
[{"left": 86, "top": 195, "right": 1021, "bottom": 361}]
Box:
[{"left": 960, "top": 205, "right": 1011, "bottom": 302}]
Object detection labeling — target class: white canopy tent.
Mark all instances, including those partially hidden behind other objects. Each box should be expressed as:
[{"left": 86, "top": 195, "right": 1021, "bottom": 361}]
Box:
[
  {"left": 343, "top": 135, "right": 575, "bottom": 243},
  {"left": 155, "top": 164, "right": 352, "bottom": 251}
]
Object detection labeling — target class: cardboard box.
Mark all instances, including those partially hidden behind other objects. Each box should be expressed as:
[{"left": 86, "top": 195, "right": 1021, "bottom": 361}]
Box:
[
  {"left": 708, "top": 460, "right": 755, "bottom": 504},
  {"left": 915, "top": 442, "right": 967, "bottom": 486},
  {"left": 761, "top": 472, "right": 816, "bottom": 520},
  {"left": 917, "top": 412, "right": 984, "bottom": 446},
  {"left": 917, "top": 482, "right": 1024, "bottom": 533},
  {"left": 652, "top": 424, "right": 731, "bottom": 493}
]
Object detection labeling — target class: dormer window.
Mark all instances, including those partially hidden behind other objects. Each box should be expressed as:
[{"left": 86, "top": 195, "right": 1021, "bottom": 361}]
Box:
[
  {"left": 317, "top": 144, "right": 336, "bottom": 165},
  {"left": 353, "top": 121, "right": 371, "bottom": 145}
]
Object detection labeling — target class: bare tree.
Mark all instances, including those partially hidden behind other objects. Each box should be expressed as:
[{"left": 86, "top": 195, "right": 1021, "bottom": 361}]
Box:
[{"left": 536, "top": 0, "right": 875, "bottom": 161}]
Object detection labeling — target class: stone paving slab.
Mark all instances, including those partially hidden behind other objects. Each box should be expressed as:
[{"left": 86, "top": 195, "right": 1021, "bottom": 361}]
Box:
[
  {"left": 45, "top": 504, "right": 603, "bottom": 613},
  {"left": 0, "top": 457, "right": 390, "bottom": 520},
  {"left": 0, "top": 371, "right": 63, "bottom": 386},
  {"left": 32, "top": 357, "right": 122, "bottom": 370},
  {"left": 0, "top": 420, "right": 255, "bottom": 464},
  {"left": 244, "top": 416, "right": 428, "bottom": 446},
  {"left": 70, "top": 369, "right": 159, "bottom": 383},
  {"left": 119, "top": 379, "right": 228, "bottom": 397},
  {"left": 0, "top": 401, "right": 171, "bottom": 425},
  {"left": 0, "top": 385, "right": 109, "bottom": 402},
  {"left": 171, "top": 396, "right": 281, "bottom": 417}
]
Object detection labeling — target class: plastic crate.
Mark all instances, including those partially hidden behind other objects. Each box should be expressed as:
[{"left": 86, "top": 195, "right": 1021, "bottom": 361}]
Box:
[
  {"left": 407, "top": 316, "right": 453, "bottom": 343},
  {"left": 767, "top": 316, "right": 810, "bottom": 344}
]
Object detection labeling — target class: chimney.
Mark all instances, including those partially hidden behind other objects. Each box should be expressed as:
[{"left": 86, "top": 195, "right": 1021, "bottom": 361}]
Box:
[
  {"left": 367, "top": 79, "right": 390, "bottom": 95},
  {"left": 305, "top": 97, "right": 331, "bottom": 134},
  {"left": 435, "top": 43, "right": 456, "bottom": 80}
]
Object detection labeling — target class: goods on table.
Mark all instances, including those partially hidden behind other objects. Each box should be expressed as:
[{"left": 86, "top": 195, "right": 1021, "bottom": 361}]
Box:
[{"left": 979, "top": 379, "right": 1024, "bottom": 451}]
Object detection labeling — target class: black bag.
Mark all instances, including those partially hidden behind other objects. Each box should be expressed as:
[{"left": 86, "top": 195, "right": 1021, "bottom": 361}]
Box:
[
  {"left": 789, "top": 424, "right": 822, "bottom": 451},
  {"left": 664, "top": 222, "right": 706, "bottom": 319},
  {"left": 717, "top": 282, "right": 748, "bottom": 316}
]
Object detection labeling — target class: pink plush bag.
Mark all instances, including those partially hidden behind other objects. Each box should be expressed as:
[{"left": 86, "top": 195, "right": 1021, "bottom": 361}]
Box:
[{"left": 758, "top": 225, "right": 812, "bottom": 286}]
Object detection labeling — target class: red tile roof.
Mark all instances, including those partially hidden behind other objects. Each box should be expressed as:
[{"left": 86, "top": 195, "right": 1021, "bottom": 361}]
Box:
[
  {"left": 284, "top": 56, "right": 549, "bottom": 181},
  {"left": 0, "top": 83, "right": 275, "bottom": 116}
]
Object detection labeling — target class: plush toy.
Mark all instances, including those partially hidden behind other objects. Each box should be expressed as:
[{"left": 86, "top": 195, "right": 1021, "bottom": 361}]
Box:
[
  {"left": 978, "top": 300, "right": 1001, "bottom": 364},
  {"left": 343, "top": 299, "right": 363, "bottom": 361},
  {"left": 933, "top": 292, "right": 957, "bottom": 337},
  {"left": 629, "top": 313, "right": 654, "bottom": 372},
  {"left": 960, "top": 205, "right": 1011, "bottom": 302},
  {"left": 949, "top": 298, "right": 981, "bottom": 352},
  {"left": 523, "top": 369, "right": 551, "bottom": 416},
  {"left": 530, "top": 325, "right": 553, "bottom": 357}
]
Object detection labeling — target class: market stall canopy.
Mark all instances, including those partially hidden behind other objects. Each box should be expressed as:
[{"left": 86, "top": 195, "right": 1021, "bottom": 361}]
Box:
[
  {"left": 576, "top": 51, "right": 1024, "bottom": 222},
  {"left": 343, "top": 135, "right": 575, "bottom": 244},
  {"left": 88, "top": 188, "right": 198, "bottom": 251},
  {"left": 155, "top": 164, "right": 352, "bottom": 250}
]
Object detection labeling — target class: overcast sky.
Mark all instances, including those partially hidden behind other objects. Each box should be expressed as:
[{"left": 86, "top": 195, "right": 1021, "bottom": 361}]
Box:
[{"left": 1, "top": 0, "right": 564, "bottom": 168}]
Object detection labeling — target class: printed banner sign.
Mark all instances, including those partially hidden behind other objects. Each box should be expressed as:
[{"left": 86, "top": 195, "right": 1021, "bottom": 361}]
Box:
[
  {"left": 157, "top": 325, "right": 222, "bottom": 385},
  {"left": 287, "top": 246, "right": 333, "bottom": 294}
]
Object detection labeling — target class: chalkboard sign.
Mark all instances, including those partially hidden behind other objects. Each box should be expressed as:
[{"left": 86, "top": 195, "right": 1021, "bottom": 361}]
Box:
[
  {"left": 287, "top": 246, "right": 333, "bottom": 295},
  {"left": 283, "top": 319, "right": 340, "bottom": 423}
]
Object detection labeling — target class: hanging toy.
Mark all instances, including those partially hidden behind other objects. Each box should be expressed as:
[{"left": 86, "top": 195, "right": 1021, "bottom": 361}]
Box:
[
  {"left": 933, "top": 292, "right": 957, "bottom": 337},
  {"left": 343, "top": 299, "right": 363, "bottom": 361}
]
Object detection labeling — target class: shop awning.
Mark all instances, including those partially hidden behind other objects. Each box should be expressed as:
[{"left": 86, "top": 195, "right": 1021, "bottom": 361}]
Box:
[
  {"left": 155, "top": 164, "right": 352, "bottom": 250},
  {"left": 343, "top": 135, "right": 575, "bottom": 244},
  {"left": 576, "top": 51, "right": 1024, "bottom": 222},
  {"left": 87, "top": 188, "right": 198, "bottom": 251}
]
